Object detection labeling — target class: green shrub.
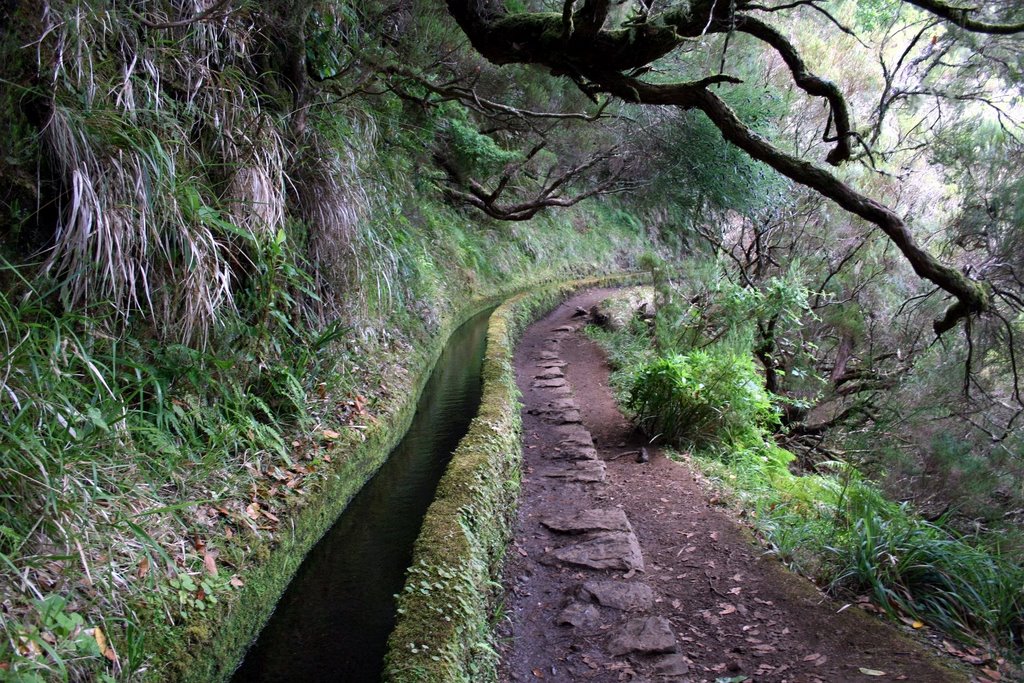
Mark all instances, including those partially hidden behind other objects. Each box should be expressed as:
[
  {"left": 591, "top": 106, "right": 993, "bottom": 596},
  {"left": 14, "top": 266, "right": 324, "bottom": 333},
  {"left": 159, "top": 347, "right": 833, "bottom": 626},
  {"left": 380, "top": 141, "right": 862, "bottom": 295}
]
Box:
[{"left": 627, "top": 349, "right": 779, "bottom": 450}]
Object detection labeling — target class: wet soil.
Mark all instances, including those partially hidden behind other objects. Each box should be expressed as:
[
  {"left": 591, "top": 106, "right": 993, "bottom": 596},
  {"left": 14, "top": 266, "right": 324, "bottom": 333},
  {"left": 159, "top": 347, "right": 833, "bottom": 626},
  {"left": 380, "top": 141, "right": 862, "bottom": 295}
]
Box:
[{"left": 498, "top": 289, "right": 967, "bottom": 683}]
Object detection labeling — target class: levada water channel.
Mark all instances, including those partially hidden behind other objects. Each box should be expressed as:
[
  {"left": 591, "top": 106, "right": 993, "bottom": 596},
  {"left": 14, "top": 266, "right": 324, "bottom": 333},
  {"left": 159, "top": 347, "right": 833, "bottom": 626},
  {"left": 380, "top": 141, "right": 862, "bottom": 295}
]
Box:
[{"left": 231, "top": 307, "right": 494, "bottom": 682}]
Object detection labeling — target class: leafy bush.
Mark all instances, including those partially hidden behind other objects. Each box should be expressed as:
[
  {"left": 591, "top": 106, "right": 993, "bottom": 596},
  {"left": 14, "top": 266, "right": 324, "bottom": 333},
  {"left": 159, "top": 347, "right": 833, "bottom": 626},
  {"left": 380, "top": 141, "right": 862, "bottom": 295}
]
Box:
[
  {"left": 592, "top": 298, "right": 1024, "bottom": 652},
  {"left": 446, "top": 117, "right": 521, "bottom": 180},
  {"left": 627, "top": 349, "right": 779, "bottom": 450}
]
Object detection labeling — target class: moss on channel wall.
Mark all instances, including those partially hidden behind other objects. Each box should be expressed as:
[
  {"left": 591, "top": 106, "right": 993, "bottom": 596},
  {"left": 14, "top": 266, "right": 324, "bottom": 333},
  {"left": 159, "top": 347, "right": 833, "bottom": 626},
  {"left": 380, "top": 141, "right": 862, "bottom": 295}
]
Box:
[
  {"left": 171, "top": 298, "right": 499, "bottom": 683},
  {"left": 383, "top": 273, "right": 645, "bottom": 683}
]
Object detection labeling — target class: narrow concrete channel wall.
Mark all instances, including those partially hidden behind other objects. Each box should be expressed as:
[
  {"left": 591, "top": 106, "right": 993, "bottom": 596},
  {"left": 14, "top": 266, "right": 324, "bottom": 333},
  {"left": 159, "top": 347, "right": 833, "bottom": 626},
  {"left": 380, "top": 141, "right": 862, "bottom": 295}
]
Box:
[
  {"left": 176, "top": 297, "right": 504, "bottom": 683},
  {"left": 383, "top": 274, "right": 643, "bottom": 683}
]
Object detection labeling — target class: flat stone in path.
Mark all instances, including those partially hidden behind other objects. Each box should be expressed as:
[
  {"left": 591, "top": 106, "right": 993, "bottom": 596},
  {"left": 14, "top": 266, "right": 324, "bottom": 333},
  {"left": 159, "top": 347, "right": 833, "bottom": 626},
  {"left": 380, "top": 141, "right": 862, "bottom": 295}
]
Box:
[
  {"left": 545, "top": 398, "right": 578, "bottom": 410},
  {"left": 652, "top": 654, "right": 692, "bottom": 677},
  {"left": 580, "top": 580, "right": 655, "bottom": 611},
  {"left": 536, "top": 351, "right": 560, "bottom": 360},
  {"left": 543, "top": 460, "right": 606, "bottom": 482},
  {"left": 541, "top": 508, "right": 632, "bottom": 533},
  {"left": 531, "top": 377, "right": 567, "bottom": 389},
  {"left": 546, "top": 531, "right": 644, "bottom": 571},
  {"left": 557, "top": 601, "right": 601, "bottom": 628},
  {"left": 542, "top": 409, "right": 582, "bottom": 424},
  {"left": 533, "top": 368, "right": 564, "bottom": 379},
  {"left": 526, "top": 403, "right": 579, "bottom": 420},
  {"left": 608, "top": 617, "right": 678, "bottom": 656},
  {"left": 551, "top": 424, "right": 595, "bottom": 448},
  {"left": 550, "top": 443, "right": 598, "bottom": 460},
  {"left": 535, "top": 360, "right": 567, "bottom": 368},
  {"left": 552, "top": 325, "right": 575, "bottom": 332}
]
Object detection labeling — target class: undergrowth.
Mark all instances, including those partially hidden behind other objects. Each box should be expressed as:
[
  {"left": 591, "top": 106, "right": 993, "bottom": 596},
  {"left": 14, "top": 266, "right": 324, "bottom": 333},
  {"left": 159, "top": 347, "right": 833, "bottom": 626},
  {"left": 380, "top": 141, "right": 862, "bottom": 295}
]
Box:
[{"left": 586, "top": 287, "right": 1024, "bottom": 657}]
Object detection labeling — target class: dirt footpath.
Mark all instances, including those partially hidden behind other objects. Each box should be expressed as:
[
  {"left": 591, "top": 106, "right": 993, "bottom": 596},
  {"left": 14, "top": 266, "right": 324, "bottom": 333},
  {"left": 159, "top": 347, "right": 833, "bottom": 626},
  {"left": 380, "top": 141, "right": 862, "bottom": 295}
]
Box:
[{"left": 497, "top": 289, "right": 965, "bottom": 683}]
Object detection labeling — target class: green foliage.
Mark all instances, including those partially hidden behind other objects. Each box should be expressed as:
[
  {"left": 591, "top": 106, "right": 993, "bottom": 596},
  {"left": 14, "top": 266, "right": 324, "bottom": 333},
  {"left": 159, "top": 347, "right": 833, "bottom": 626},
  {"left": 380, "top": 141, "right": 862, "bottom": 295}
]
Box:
[
  {"left": 627, "top": 350, "right": 779, "bottom": 451},
  {"left": 446, "top": 117, "right": 522, "bottom": 180},
  {"left": 591, "top": 290, "right": 1024, "bottom": 652},
  {"left": 692, "top": 437, "right": 1024, "bottom": 648},
  {"left": 305, "top": 4, "right": 364, "bottom": 80},
  {"left": 852, "top": 0, "right": 902, "bottom": 32},
  {"left": 0, "top": 595, "right": 118, "bottom": 683},
  {"left": 829, "top": 509, "right": 1024, "bottom": 644},
  {"left": 639, "top": 90, "right": 789, "bottom": 228}
]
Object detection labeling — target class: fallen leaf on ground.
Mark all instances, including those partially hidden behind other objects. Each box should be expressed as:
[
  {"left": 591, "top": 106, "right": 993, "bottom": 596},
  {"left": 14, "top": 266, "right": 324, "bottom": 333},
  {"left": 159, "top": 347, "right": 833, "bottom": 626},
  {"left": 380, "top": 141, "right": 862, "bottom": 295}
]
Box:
[
  {"left": 322, "top": 429, "right": 341, "bottom": 440},
  {"left": 858, "top": 668, "right": 886, "bottom": 676},
  {"left": 229, "top": 576, "right": 244, "bottom": 588},
  {"left": 719, "top": 603, "right": 736, "bottom": 615},
  {"left": 137, "top": 556, "right": 150, "bottom": 579},
  {"left": 899, "top": 616, "right": 925, "bottom": 629},
  {"left": 89, "top": 627, "right": 117, "bottom": 662},
  {"left": 16, "top": 635, "right": 41, "bottom": 657},
  {"left": 203, "top": 551, "right": 218, "bottom": 576},
  {"left": 531, "top": 668, "right": 544, "bottom": 678},
  {"left": 980, "top": 668, "right": 1001, "bottom": 681}
]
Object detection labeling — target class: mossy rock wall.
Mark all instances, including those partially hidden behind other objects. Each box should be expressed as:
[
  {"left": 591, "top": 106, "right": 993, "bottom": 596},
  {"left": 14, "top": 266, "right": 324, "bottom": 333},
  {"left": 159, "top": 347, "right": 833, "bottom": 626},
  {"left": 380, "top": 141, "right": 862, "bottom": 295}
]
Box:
[{"left": 383, "top": 273, "right": 645, "bottom": 683}]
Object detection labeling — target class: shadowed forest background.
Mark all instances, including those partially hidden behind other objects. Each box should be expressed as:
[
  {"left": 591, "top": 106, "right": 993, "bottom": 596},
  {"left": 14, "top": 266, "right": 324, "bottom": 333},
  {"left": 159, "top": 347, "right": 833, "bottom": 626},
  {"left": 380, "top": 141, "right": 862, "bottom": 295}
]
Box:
[{"left": 1, "top": 0, "right": 1023, "bottom": 680}]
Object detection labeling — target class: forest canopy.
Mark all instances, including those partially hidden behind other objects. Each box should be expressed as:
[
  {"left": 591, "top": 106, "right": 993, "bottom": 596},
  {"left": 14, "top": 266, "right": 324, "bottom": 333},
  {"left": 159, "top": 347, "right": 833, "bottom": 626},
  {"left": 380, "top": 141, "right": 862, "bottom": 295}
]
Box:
[{"left": 441, "top": 0, "right": 1023, "bottom": 337}]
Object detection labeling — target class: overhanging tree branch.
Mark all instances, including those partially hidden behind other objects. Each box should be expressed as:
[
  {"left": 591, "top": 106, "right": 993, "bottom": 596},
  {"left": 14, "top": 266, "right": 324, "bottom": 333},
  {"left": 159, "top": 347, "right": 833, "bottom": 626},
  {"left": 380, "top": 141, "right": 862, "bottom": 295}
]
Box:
[
  {"left": 443, "top": 0, "right": 993, "bottom": 333},
  {"left": 734, "top": 15, "right": 856, "bottom": 164},
  {"left": 903, "top": 0, "right": 1024, "bottom": 34},
  {"left": 593, "top": 73, "right": 989, "bottom": 332}
]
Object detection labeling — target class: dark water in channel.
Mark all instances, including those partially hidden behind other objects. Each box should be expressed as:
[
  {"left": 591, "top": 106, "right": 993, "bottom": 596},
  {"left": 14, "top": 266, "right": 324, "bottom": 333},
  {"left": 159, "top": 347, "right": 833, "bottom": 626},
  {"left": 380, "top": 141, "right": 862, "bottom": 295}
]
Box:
[{"left": 231, "top": 308, "right": 493, "bottom": 683}]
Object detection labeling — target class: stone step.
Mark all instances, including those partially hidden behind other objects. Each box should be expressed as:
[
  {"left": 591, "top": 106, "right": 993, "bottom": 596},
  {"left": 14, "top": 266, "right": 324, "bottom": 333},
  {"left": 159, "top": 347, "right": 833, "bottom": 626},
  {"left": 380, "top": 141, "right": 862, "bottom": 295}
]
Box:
[
  {"left": 579, "top": 580, "right": 655, "bottom": 612},
  {"left": 608, "top": 617, "right": 678, "bottom": 656},
  {"left": 542, "top": 460, "right": 606, "bottom": 482},
  {"left": 544, "top": 531, "right": 644, "bottom": 571},
  {"left": 541, "top": 508, "right": 632, "bottom": 534},
  {"left": 549, "top": 443, "right": 598, "bottom": 460}
]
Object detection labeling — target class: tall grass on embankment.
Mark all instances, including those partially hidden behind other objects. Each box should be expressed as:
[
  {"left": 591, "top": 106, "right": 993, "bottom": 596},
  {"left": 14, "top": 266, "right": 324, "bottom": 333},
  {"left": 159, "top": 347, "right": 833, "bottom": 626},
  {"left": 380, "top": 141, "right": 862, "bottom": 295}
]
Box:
[{"left": 586, "top": 289, "right": 1024, "bottom": 659}]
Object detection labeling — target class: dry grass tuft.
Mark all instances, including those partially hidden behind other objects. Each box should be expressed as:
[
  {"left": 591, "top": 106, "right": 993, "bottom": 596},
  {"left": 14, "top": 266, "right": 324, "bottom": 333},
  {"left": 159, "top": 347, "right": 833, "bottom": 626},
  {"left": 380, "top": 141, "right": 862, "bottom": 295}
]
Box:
[
  {"left": 39, "top": 1, "right": 281, "bottom": 344},
  {"left": 293, "top": 114, "right": 395, "bottom": 321}
]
